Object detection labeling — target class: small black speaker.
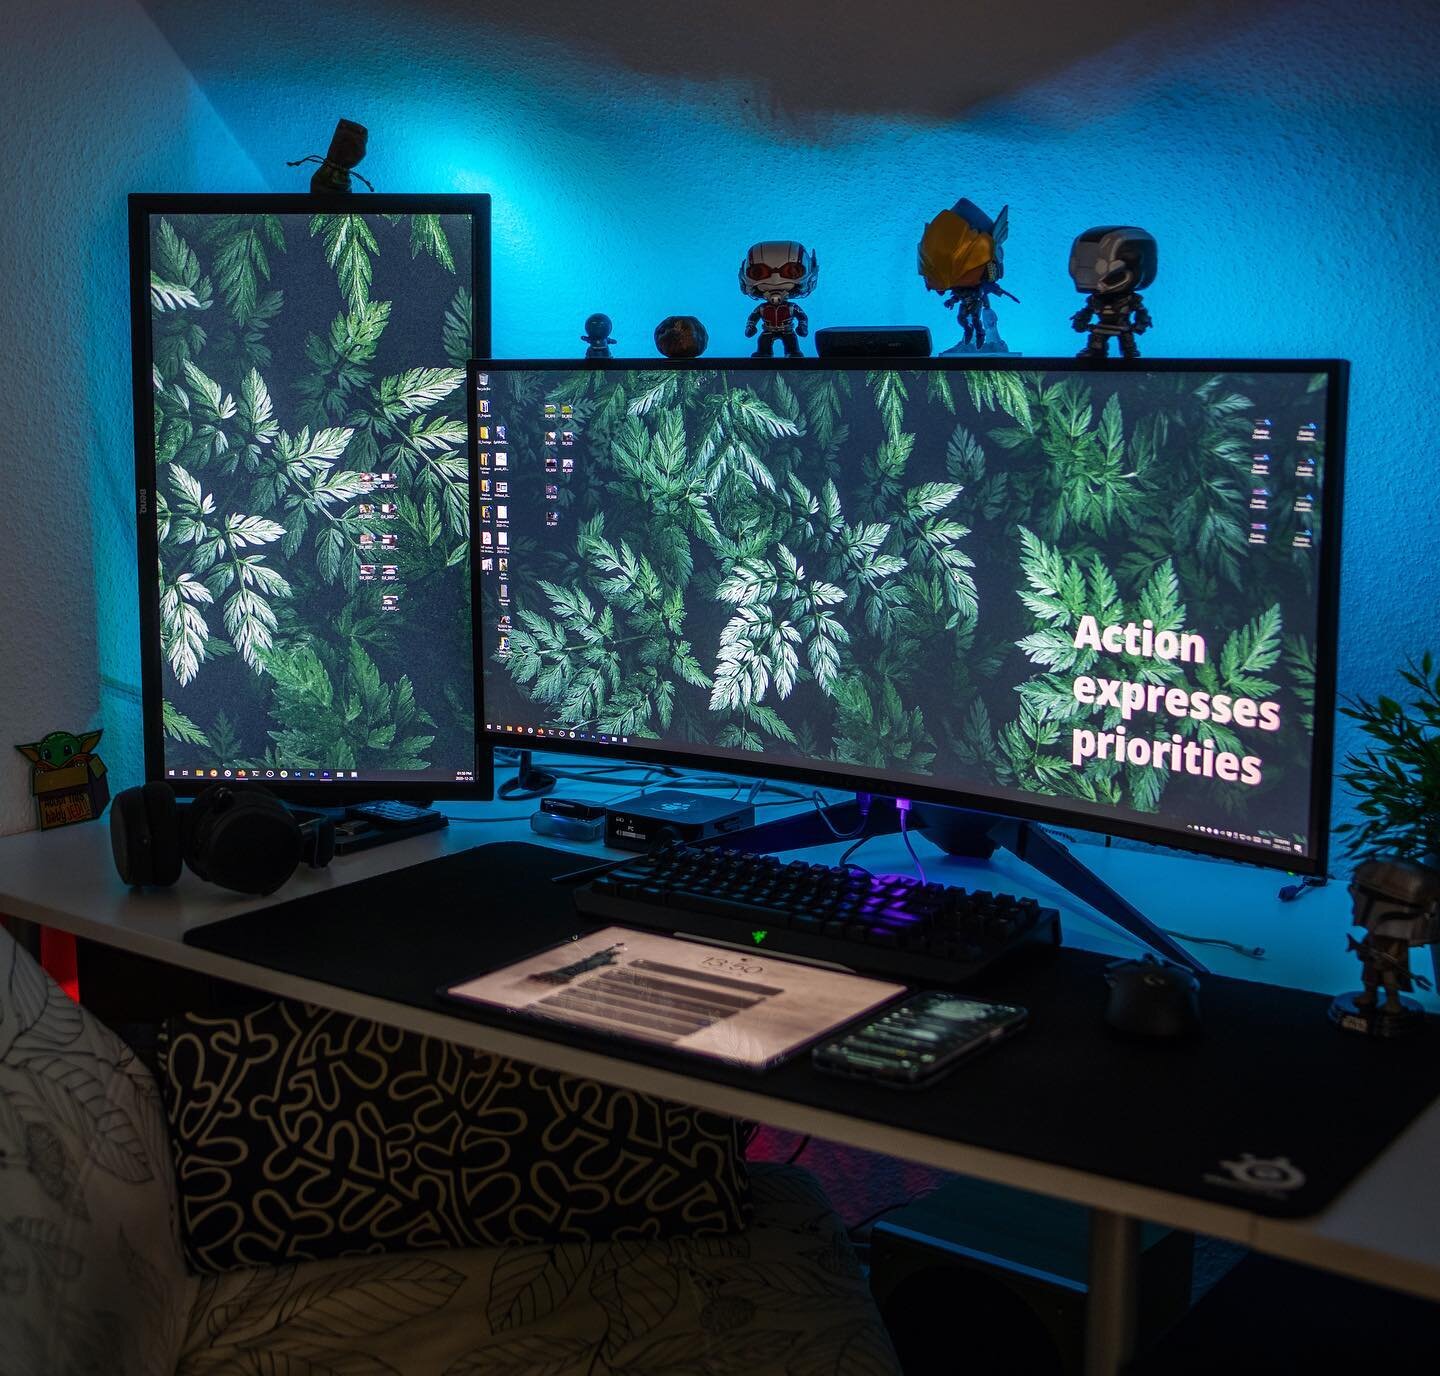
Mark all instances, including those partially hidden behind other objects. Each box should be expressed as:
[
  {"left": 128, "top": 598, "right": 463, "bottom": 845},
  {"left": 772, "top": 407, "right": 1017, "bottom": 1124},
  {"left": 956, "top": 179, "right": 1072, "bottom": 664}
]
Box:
[
  {"left": 869, "top": 1178, "right": 1192, "bottom": 1375},
  {"left": 814, "top": 325, "right": 933, "bottom": 358}
]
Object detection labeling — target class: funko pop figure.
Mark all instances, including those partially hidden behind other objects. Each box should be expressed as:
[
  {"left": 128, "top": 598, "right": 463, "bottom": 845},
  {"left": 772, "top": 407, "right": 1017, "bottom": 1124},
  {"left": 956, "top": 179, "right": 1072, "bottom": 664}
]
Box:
[
  {"left": 1068, "top": 226, "right": 1157, "bottom": 359},
  {"left": 582, "top": 313, "right": 616, "bottom": 359},
  {"left": 1329, "top": 857, "right": 1440, "bottom": 1038},
  {"left": 740, "top": 240, "right": 817, "bottom": 358},
  {"left": 917, "top": 199, "right": 1018, "bottom": 354}
]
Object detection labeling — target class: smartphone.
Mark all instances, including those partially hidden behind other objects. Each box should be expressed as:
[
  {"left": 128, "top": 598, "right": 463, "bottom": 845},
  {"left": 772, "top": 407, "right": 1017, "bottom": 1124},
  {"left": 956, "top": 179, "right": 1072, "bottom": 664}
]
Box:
[{"left": 812, "top": 991, "right": 1028, "bottom": 1088}]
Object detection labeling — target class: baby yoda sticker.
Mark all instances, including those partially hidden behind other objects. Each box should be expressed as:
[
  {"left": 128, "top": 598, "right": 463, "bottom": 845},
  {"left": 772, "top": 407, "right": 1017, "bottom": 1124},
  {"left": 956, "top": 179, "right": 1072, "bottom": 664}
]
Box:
[{"left": 15, "top": 728, "right": 110, "bottom": 830}]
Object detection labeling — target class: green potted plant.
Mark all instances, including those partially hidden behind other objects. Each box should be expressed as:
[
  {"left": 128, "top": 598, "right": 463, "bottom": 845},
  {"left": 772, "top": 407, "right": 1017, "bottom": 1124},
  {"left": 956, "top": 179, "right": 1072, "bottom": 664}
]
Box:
[{"left": 1336, "top": 653, "right": 1440, "bottom": 864}]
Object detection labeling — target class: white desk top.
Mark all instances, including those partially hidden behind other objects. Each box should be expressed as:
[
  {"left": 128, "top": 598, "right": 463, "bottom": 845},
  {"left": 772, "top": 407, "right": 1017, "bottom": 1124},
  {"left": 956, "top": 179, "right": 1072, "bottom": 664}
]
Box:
[{"left": 1, "top": 784, "right": 1436, "bottom": 1303}]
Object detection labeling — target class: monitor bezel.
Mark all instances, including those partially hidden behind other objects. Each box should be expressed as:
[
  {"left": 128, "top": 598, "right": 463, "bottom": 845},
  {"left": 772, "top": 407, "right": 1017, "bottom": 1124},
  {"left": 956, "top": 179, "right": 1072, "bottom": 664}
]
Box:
[
  {"left": 471, "top": 355, "right": 1346, "bottom": 876},
  {"left": 131, "top": 193, "right": 494, "bottom": 803}
]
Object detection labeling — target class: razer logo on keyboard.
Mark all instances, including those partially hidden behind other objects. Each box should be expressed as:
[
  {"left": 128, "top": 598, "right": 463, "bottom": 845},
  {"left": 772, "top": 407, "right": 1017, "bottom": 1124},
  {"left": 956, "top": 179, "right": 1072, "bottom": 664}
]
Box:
[{"left": 751, "top": 929, "right": 767, "bottom": 945}]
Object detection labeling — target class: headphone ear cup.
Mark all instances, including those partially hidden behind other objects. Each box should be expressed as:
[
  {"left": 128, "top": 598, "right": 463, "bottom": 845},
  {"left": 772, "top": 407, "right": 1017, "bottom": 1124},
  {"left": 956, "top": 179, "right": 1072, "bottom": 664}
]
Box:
[
  {"left": 300, "top": 815, "right": 335, "bottom": 869},
  {"left": 109, "top": 782, "right": 182, "bottom": 887},
  {"left": 187, "top": 784, "right": 302, "bottom": 895}
]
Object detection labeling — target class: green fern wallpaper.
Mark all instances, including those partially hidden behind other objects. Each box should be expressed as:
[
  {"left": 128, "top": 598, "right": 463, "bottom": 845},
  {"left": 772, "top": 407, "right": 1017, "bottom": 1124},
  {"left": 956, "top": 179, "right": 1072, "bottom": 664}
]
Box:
[
  {"left": 146, "top": 209, "right": 477, "bottom": 782},
  {"left": 482, "top": 365, "right": 1329, "bottom": 859}
]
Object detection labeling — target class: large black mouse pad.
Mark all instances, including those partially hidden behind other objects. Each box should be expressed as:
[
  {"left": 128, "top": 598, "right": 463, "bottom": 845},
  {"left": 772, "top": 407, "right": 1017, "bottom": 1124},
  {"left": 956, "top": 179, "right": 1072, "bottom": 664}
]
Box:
[{"left": 185, "top": 842, "right": 1440, "bottom": 1218}]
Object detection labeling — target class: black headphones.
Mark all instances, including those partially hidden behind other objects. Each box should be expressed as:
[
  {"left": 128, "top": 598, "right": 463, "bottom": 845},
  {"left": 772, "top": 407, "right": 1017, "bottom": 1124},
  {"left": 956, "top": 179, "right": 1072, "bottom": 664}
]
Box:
[{"left": 110, "top": 781, "right": 334, "bottom": 896}]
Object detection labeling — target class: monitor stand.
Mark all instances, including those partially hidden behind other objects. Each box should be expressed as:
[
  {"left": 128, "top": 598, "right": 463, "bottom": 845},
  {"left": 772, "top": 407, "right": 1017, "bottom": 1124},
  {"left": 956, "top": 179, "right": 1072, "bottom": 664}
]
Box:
[{"left": 712, "top": 796, "right": 1206, "bottom": 974}]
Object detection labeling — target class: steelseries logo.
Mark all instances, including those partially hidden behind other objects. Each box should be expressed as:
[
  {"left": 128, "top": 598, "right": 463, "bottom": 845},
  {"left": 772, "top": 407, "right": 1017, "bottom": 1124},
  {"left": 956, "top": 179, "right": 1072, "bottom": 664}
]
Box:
[{"left": 1203, "top": 1153, "right": 1306, "bottom": 1198}]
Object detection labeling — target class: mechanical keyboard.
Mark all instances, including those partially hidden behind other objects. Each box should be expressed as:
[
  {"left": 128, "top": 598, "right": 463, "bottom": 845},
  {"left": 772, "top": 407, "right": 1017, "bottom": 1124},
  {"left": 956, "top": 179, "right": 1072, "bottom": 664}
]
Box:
[{"left": 571, "top": 844, "right": 1061, "bottom": 986}]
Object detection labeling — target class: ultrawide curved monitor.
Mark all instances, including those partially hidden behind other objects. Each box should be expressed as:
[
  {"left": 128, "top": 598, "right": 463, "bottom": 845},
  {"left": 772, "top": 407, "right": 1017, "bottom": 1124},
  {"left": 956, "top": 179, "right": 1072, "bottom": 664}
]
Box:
[
  {"left": 470, "top": 358, "right": 1345, "bottom": 874},
  {"left": 131, "top": 194, "right": 492, "bottom": 801}
]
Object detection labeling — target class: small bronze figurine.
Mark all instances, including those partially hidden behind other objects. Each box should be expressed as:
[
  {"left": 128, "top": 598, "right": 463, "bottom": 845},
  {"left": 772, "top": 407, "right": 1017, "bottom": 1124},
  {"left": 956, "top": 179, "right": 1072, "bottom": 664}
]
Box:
[
  {"left": 1067, "top": 226, "right": 1157, "bottom": 359},
  {"left": 655, "top": 315, "right": 709, "bottom": 359},
  {"left": 582, "top": 314, "right": 615, "bottom": 359},
  {"left": 1329, "top": 857, "right": 1440, "bottom": 1037},
  {"left": 740, "top": 241, "right": 818, "bottom": 358}
]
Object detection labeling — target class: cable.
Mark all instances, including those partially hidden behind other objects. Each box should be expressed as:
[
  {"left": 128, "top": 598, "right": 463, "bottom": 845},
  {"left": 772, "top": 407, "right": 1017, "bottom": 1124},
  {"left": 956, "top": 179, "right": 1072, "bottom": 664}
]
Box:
[
  {"left": 808, "top": 791, "right": 871, "bottom": 841},
  {"left": 846, "top": 1183, "right": 943, "bottom": 1239},
  {"left": 497, "top": 749, "right": 558, "bottom": 801},
  {"left": 1161, "top": 929, "right": 1266, "bottom": 959},
  {"left": 838, "top": 833, "right": 874, "bottom": 873},
  {"left": 897, "top": 801, "right": 927, "bottom": 886},
  {"left": 441, "top": 812, "right": 539, "bottom": 824},
  {"left": 782, "top": 1134, "right": 812, "bottom": 1166}
]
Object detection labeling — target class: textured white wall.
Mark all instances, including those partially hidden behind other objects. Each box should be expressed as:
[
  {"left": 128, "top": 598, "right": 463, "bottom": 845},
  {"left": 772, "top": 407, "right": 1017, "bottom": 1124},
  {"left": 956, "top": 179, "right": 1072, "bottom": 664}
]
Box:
[
  {"left": 143, "top": 0, "right": 1440, "bottom": 839},
  {"left": 5, "top": 0, "right": 1438, "bottom": 845},
  {"left": 0, "top": 0, "right": 264, "bottom": 835}
]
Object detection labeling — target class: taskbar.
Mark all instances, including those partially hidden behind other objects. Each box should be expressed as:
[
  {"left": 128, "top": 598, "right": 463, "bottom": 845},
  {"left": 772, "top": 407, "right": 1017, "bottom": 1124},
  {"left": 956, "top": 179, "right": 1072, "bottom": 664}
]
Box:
[{"left": 166, "top": 766, "right": 477, "bottom": 785}]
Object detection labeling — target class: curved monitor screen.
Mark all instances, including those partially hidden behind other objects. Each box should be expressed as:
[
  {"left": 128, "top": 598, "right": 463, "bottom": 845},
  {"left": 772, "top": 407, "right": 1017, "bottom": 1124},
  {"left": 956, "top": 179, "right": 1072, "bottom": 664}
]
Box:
[{"left": 473, "top": 360, "right": 1343, "bottom": 873}]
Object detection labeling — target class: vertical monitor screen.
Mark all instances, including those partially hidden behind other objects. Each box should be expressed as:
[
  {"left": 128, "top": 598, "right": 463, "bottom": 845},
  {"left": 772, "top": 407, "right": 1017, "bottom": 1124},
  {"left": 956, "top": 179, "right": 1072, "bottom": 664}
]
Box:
[
  {"left": 474, "top": 361, "right": 1343, "bottom": 872},
  {"left": 133, "top": 197, "right": 489, "bottom": 796}
]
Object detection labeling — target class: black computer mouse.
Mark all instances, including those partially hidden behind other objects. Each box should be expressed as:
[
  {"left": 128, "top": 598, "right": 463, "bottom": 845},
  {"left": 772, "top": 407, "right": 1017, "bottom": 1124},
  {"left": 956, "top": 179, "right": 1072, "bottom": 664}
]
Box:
[{"left": 1104, "top": 957, "right": 1201, "bottom": 1039}]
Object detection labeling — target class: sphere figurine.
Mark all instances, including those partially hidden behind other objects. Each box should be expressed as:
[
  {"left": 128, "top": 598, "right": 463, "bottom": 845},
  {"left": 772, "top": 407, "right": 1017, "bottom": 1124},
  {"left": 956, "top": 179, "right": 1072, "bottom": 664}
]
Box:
[
  {"left": 582, "top": 313, "right": 615, "bottom": 359},
  {"left": 1067, "top": 226, "right": 1157, "bottom": 359},
  {"left": 1329, "top": 857, "right": 1440, "bottom": 1038},
  {"left": 917, "top": 199, "right": 1019, "bottom": 355},
  {"left": 655, "top": 315, "right": 709, "bottom": 359},
  {"left": 740, "top": 240, "right": 818, "bottom": 358}
]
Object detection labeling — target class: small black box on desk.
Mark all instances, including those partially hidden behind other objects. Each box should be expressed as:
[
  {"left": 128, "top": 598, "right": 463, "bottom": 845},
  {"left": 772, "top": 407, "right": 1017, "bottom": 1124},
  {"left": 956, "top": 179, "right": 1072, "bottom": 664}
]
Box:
[{"left": 605, "top": 790, "right": 755, "bottom": 852}]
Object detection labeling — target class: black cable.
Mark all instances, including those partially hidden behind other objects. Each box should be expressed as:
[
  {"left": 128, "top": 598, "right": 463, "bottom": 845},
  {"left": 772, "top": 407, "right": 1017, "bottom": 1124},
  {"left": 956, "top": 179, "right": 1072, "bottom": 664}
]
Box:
[
  {"left": 440, "top": 812, "right": 537, "bottom": 824},
  {"left": 809, "top": 791, "right": 870, "bottom": 841},
  {"left": 497, "top": 749, "right": 558, "bottom": 801},
  {"left": 1278, "top": 875, "right": 1330, "bottom": 902},
  {"left": 782, "top": 1134, "right": 812, "bottom": 1166},
  {"left": 846, "top": 1183, "right": 943, "bottom": 1238},
  {"left": 837, "top": 834, "right": 874, "bottom": 871}
]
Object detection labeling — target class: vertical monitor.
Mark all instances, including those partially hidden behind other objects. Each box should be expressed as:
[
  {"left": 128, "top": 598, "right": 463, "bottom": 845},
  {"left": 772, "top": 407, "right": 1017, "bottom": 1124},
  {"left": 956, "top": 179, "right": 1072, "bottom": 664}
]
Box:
[
  {"left": 131, "top": 195, "right": 491, "bottom": 799},
  {"left": 472, "top": 359, "right": 1344, "bottom": 874}
]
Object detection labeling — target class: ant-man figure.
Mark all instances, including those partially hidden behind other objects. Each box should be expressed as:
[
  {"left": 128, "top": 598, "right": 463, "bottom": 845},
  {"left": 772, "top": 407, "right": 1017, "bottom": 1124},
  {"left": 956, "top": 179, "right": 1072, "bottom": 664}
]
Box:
[
  {"left": 1068, "top": 226, "right": 1157, "bottom": 358},
  {"left": 740, "top": 241, "right": 818, "bottom": 357}
]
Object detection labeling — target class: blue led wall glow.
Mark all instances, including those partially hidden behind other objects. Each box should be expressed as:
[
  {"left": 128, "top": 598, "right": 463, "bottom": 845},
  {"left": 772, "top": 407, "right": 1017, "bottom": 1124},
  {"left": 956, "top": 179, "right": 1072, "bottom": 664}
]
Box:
[
  {"left": 140, "top": 0, "right": 1440, "bottom": 802},
  {"left": 5, "top": 0, "right": 1439, "bottom": 894}
]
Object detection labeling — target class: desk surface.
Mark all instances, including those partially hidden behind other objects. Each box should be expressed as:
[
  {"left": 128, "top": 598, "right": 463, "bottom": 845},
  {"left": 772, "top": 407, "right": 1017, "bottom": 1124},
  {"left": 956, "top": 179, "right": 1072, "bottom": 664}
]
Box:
[{"left": 1, "top": 796, "right": 1437, "bottom": 1305}]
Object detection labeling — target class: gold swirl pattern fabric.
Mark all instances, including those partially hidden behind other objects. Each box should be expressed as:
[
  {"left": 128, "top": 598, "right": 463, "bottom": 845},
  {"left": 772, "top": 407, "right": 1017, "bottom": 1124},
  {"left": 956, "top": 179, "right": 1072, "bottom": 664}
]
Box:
[
  {"left": 158, "top": 1000, "right": 752, "bottom": 1273},
  {"left": 175, "top": 1165, "right": 902, "bottom": 1376}
]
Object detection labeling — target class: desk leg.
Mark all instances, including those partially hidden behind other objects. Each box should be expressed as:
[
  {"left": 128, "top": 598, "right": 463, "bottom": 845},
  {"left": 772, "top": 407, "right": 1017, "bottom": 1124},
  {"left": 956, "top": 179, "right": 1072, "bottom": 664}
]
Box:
[{"left": 1084, "top": 1209, "right": 1140, "bottom": 1376}]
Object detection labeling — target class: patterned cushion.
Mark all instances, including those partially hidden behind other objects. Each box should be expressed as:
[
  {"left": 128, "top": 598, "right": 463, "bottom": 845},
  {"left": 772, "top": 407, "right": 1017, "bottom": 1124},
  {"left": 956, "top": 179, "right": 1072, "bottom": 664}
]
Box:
[
  {"left": 159, "top": 999, "right": 752, "bottom": 1273},
  {"left": 178, "top": 1164, "right": 901, "bottom": 1376},
  {"left": 0, "top": 923, "right": 197, "bottom": 1376}
]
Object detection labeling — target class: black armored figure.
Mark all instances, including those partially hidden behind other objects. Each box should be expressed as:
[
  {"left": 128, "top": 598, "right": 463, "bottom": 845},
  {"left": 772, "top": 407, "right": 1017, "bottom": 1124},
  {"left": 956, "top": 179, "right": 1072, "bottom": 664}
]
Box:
[{"left": 1067, "top": 226, "right": 1157, "bottom": 359}]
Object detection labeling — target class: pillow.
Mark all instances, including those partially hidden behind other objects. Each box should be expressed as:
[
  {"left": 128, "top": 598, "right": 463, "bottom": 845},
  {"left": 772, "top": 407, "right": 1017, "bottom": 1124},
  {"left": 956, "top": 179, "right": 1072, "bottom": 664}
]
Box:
[
  {"left": 0, "top": 922, "right": 197, "bottom": 1376},
  {"left": 158, "top": 999, "right": 751, "bottom": 1273}
]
